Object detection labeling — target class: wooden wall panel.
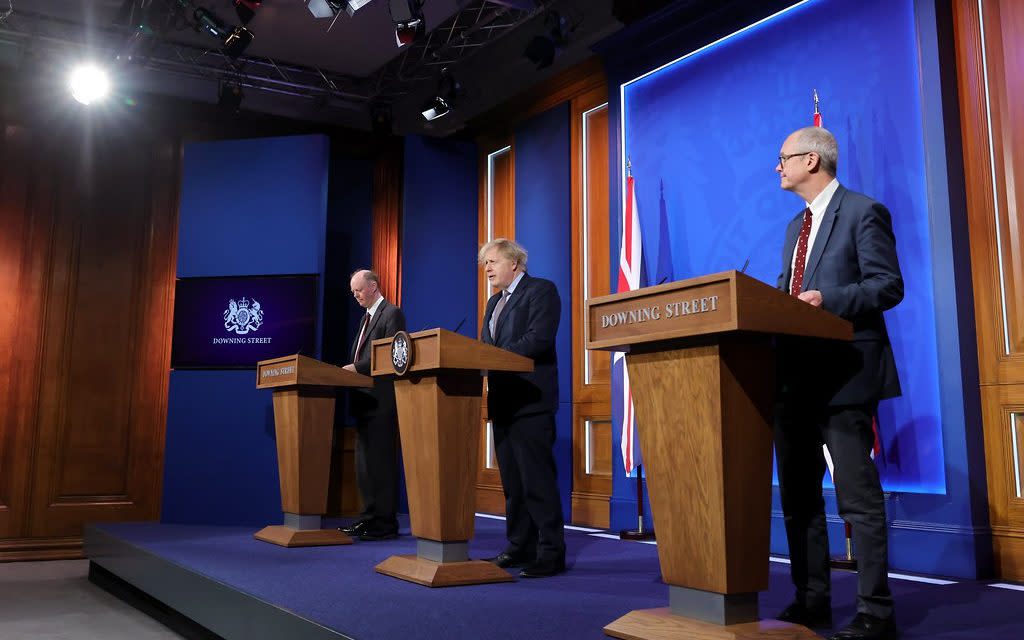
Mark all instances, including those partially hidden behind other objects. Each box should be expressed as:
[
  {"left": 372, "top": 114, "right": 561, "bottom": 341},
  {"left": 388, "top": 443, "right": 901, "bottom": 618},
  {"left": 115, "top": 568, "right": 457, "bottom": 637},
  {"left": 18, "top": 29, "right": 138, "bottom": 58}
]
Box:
[
  {"left": 954, "top": 0, "right": 1024, "bottom": 578},
  {"left": 570, "top": 85, "right": 611, "bottom": 527},
  {"left": 0, "top": 117, "right": 179, "bottom": 559},
  {"left": 475, "top": 136, "right": 516, "bottom": 514}
]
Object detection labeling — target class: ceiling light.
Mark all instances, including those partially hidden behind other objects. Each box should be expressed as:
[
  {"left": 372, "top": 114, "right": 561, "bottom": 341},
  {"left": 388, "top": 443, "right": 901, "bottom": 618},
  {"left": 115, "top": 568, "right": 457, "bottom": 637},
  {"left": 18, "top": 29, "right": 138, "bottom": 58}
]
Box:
[
  {"left": 233, "top": 0, "right": 261, "bottom": 25},
  {"left": 307, "top": 0, "right": 374, "bottom": 18},
  {"left": 390, "top": 0, "right": 425, "bottom": 47},
  {"left": 524, "top": 10, "right": 571, "bottom": 70},
  {"left": 69, "top": 64, "right": 111, "bottom": 105},
  {"left": 421, "top": 69, "right": 460, "bottom": 121}
]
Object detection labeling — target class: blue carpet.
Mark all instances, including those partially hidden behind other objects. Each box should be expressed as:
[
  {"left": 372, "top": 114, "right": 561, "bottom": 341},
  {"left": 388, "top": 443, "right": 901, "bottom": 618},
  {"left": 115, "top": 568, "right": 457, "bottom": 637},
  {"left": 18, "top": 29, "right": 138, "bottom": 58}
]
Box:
[{"left": 95, "top": 517, "right": 1023, "bottom": 639}]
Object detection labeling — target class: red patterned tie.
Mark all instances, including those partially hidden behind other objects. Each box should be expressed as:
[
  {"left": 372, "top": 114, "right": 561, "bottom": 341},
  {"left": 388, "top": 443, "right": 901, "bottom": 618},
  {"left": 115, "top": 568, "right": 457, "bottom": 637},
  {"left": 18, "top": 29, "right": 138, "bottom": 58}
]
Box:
[{"left": 789, "top": 208, "right": 813, "bottom": 296}]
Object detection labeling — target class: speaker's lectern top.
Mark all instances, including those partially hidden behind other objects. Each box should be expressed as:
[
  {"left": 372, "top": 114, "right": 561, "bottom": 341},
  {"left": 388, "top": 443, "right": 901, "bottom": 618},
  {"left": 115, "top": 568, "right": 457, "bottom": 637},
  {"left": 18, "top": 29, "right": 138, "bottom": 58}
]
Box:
[
  {"left": 586, "top": 270, "right": 852, "bottom": 353},
  {"left": 369, "top": 328, "right": 533, "bottom": 377},
  {"left": 256, "top": 354, "right": 373, "bottom": 389}
]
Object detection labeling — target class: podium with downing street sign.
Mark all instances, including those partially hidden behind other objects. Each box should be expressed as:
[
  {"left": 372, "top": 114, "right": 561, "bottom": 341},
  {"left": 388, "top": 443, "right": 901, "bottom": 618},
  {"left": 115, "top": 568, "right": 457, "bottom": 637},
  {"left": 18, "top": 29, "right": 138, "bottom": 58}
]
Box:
[
  {"left": 254, "top": 353, "right": 373, "bottom": 547},
  {"left": 587, "top": 270, "right": 852, "bottom": 640},
  {"left": 369, "top": 328, "right": 533, "bottom": 587}
]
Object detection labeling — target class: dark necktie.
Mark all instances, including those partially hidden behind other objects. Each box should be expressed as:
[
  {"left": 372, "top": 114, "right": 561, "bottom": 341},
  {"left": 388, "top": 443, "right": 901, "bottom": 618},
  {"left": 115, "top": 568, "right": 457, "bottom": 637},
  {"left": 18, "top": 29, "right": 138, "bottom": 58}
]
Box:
[
  {"left": 789, "top": 208, "right": 813, "bottom": 296},
  {"left": 354, "top": 311, "right": 371, "bottom": 358},
  {"left": 489, "top": 290, "right": 509, "bottom": 337}
]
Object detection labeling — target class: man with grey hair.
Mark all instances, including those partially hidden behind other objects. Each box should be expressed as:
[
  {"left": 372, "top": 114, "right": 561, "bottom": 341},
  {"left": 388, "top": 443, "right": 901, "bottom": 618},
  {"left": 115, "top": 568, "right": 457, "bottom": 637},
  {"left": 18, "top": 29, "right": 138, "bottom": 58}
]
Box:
[
  {"left": 340, "top": 269, "right": 405, "bottom": 541},
  {"left": 478, "top": 238, "right": 566, "bottom": 578},
  {"left": 773, "top": 126, "right": 903, "bottom": 640}
]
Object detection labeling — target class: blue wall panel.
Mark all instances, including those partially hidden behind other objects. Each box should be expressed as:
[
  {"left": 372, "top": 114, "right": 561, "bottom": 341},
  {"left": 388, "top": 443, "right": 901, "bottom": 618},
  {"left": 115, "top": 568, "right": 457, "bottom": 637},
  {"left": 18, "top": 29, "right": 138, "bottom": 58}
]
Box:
[
  {"left": 177, "top": 135, "right": 328, "bottom": 278},
  {"left": 401, "top": 136, "right": 479, "bottom": 337},
  {"left": 163, "top": 134, "right": 374, "bottom": 526},
  {"left": 514, "top": 105, "right": 573, "bottom": 521}
]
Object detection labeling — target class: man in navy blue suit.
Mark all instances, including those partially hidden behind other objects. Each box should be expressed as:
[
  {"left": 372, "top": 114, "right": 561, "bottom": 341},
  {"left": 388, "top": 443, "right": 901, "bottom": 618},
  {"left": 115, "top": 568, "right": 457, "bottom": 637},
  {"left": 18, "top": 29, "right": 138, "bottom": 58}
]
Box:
[
  {"left": 478, "top": 238, "right": 566, "bottom": 578},
  {"left": 772, "top": 127, "right": 903, "bottom": 640}
]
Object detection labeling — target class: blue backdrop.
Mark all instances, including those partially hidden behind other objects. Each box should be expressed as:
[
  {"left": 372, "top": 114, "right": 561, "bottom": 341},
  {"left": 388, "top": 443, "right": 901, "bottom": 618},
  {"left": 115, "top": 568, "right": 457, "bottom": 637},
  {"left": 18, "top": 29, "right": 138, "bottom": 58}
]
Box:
[
  {"left": 163, "top": 134, "right": 371, "bottom": 526},
  {"left": 515, "top": 105, "right": 574, "bottom": 522},
  {"left": 619, "top": 0, "right": 944, "bottom": 494}
]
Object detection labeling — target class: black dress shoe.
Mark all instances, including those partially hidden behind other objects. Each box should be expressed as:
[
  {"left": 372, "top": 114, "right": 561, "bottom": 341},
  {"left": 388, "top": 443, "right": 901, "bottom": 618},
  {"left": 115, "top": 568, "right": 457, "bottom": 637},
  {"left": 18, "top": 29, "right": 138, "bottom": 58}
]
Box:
[
  {"left": 357, "top": 526, "right": 399, "bottom": 541},
  {"left": 776, "top": 601, "right": 833, "bottom": 629},
  {"left": 829, "top": 613, "right": 898, "bottom": 640},
  {"left": 339, "top": 520, "right": 369, "bottom": 536},
  {"left": 485, "top": 552, "right": 532, "bottom": 569},
  {"left": 519, "top": 558, "right": 566, "bottom": 578}
]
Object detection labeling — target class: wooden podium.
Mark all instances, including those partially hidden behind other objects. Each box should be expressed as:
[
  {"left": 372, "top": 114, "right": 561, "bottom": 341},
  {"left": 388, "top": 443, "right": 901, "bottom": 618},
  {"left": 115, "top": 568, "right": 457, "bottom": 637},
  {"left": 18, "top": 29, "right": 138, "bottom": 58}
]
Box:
[
  {"left": 369, "top": 328, "right": 533, "bottom": 587},
  {"left": 253, "top": 354, "right": 373, "bottom": 547},
  {"left": 586, "top": 271, "right": 852, "bottom": 640}
]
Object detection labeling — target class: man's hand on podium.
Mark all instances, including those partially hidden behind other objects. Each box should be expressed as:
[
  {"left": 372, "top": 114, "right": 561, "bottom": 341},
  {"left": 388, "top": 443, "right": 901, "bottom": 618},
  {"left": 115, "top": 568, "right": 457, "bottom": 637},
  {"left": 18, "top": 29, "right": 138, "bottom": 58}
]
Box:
[
  {"left": 797, "top": 289, "right": 823, "bottom": 307},
  {"left": 342, "top": 363, "right": 356, "bottom": 372}
]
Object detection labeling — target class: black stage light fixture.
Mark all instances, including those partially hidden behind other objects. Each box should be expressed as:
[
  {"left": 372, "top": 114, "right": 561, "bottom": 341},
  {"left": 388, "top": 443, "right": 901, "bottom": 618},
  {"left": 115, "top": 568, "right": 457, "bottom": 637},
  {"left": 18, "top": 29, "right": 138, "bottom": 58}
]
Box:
[
  {"left": 390, "top": 0, "right": 425, "bottom": 47},
  {"left": 370, "top": 102, "right": 393, "bottom": 136},
  {"left": 421, "top": 69, "right": 460, "bottom": 121},
  {"left": 233, "top": 0, "right": 261, "bottom": 25},
  {"left": 218, "top": 80, "right": 244, "bottom": 114},
  {"left": 174, "top": 1, "right": 254, "bottom": 59},
  {"left": 524, "top": 10, "right": 570, "bottom": 70},
  {"left": 307, "top": 0, "right": 375, "bottom": 19}
]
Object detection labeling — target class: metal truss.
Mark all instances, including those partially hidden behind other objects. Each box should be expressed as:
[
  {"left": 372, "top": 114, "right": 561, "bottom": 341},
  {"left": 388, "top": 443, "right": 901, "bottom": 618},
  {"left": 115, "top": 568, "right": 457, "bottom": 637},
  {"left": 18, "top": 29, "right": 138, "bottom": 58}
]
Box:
[
  {"left": 0, "top": 5, "right": 371, "bottom": 107},
  {"left": 369, "top": 0, "right": 549, "bottom": 100},
  {"left": 0, "top": 0, "right": 551, "bottom": 112}
]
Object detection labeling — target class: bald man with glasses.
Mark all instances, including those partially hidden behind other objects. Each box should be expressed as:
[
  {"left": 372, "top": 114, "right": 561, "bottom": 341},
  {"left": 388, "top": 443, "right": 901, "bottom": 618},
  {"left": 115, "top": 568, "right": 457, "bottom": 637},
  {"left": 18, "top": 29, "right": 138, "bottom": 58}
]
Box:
[{"left": 773, "top": 127, "right": 903, "bottom": 640}]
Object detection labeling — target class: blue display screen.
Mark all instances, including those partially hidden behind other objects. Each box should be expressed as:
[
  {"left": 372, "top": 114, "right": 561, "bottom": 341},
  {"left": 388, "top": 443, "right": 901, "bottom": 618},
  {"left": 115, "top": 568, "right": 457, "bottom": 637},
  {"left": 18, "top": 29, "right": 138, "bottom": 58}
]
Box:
[{"left": 171, "top": 275, "right": 318, "bottom": 369}]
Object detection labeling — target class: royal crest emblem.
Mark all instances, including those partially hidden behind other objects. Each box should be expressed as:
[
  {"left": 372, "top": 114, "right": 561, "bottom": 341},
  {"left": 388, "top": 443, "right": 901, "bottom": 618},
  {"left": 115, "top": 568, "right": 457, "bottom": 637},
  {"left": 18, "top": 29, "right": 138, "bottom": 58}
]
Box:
[
  {"left": 391, "top": 331, "right": 412, "bottom": 375},
  {"left": 223, "top": 297, "right": 264, "bottom": 335}
]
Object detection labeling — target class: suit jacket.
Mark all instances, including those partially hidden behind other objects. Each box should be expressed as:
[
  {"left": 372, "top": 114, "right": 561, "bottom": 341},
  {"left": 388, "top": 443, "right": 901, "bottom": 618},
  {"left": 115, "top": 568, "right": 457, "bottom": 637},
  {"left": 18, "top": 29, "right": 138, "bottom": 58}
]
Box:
[
  {"left": 481, "top": 274, "right": 560, "bottom": 420},
  {"left": 349, "top": 299, "right": 406, "bottom": 418},
  {"left": 776, "top": 184, "right": 903, "bottom": 406}
]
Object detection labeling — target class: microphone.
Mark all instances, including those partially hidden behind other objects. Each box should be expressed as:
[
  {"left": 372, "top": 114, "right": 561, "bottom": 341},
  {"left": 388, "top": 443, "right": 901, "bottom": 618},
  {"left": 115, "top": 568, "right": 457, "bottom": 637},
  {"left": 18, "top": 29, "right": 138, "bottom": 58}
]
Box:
[
  {"left": 657, "top": 276, "right": 669, "bottom": 285},
  {"left": 452, "top": 316, "right": 467, "bottom": 335},
  {"left": 740, "top": 257, "right": 750, "bottom": 274}
]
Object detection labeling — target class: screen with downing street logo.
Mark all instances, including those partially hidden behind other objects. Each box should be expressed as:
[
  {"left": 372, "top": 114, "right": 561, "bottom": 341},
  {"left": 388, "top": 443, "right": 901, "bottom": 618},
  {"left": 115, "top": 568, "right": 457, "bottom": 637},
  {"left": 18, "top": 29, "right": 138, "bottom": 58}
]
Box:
[{"left": 171, "top": 274, "right": 318, "bottom": 369}]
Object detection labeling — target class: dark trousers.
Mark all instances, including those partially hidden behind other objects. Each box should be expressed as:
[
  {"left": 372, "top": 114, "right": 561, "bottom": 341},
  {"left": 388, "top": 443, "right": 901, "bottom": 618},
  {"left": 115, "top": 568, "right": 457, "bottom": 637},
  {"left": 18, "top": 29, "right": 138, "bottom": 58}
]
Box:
[
  {"left": 354, "top": 411, "right": 399, "bottom": 530},
  {"left": 492, "top": 412, "right": 565, "bottom": 563},
  {"left": 774, "top": 402, "right": 893, "bottom": 619}
]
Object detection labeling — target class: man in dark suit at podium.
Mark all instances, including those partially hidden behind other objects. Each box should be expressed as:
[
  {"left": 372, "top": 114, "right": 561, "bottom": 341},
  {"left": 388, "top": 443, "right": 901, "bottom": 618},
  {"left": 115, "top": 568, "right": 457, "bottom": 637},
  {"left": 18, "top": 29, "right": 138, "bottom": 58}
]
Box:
[
  {"left": 341, "top": 269, "right": 405, "bottom": 541},
  {"left": 478, "top": 238, "right": 566, "bottom": 578},
  {"left": 772, "top": 126, "right": 903, "bottom": 640}
]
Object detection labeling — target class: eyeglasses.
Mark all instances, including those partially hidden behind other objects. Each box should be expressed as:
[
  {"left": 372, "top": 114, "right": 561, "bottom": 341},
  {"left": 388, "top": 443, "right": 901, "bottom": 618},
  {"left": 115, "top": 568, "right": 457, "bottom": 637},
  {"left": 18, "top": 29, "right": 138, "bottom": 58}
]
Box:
[{"left": 778, "top": 151, "right": 812, "bottom": 165}]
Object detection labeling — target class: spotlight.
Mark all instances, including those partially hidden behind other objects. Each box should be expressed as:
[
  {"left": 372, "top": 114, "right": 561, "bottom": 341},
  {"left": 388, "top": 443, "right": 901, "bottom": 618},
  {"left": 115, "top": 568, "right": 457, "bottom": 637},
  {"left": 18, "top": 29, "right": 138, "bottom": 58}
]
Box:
[
  {"left": 218, "top": 81, "right": 244, "bottom": 114},
  {"left": 421, "top": 69, "right": 460, "bottom": 121},
  {"left": 233, "top": 0, "right": 261, "bottom": 25},
  {"left": 523, "top": 10, "right": 570, "bottom": 70},
  {"left": 306, "top": 0, "right": 374, "bottom": 18},
  {"left": 370, "top": 102, "right": 393, "bottom": 136},
  {"left": 194, "top": 7, "right": 254, "bottom": 58},
  {"left": 69, "top": 64, "right": 111, "bottom": 105},
  {"left": 390, "top": 0, "right": 425, "bottom": 47}
]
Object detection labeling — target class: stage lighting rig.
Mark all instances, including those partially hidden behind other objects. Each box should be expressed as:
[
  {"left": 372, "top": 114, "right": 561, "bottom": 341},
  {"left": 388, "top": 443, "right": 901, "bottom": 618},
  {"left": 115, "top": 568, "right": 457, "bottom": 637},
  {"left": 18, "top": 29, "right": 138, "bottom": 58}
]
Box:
[
  {"left": 306, "top": 0, "right": 374, "bottom": 18},
  {"left": 523, "top": 10, "right": 571, "bottom": 70},
  {"left": 421, "top": 68, "right": 461, "bottom": 121},
  {"left": 233, "top": 0, "right": 261, "bottom": 25},
  {"left": 173, "top": 0, "right": 254, "bottom": 59},
  {"left": 390, "top": 0, "right": 425, "bottom": 47}
]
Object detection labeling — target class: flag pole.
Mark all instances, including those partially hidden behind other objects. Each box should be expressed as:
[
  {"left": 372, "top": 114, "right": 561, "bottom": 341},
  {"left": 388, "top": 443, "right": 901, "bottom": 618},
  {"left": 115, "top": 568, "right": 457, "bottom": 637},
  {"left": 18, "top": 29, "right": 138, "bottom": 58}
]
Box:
[
  {"left": 617, "top": 154, "right": 654, "bottom": 542},
  {"left": 619, "top": 465, "right": 655, "bottom": 541}
]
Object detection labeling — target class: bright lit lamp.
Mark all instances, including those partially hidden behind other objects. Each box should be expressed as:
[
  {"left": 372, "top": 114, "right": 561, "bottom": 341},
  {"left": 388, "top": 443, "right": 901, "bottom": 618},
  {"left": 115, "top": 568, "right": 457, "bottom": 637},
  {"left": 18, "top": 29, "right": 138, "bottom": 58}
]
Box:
[{"left": 69, "top": 64, "right": 111, "bottom": 105}]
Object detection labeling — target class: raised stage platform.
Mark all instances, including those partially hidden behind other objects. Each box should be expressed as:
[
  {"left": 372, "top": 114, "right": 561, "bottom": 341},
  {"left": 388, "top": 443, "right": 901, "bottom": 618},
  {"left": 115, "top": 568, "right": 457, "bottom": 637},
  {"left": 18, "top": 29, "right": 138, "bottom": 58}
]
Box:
[{"left": 85, "top": 516, "right": 1023, "bottom": 640}]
